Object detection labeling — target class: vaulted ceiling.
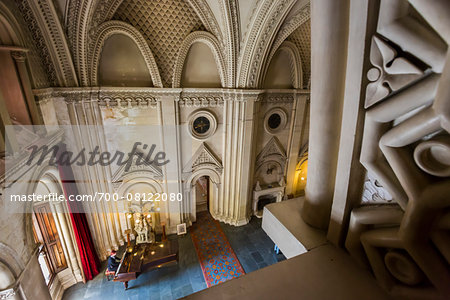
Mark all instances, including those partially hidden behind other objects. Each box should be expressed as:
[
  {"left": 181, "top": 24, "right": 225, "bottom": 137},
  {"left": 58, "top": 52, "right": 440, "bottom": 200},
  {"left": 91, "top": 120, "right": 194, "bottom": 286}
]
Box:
[{"left": 2, "top": 0, "right": 311, "bottom": 89}]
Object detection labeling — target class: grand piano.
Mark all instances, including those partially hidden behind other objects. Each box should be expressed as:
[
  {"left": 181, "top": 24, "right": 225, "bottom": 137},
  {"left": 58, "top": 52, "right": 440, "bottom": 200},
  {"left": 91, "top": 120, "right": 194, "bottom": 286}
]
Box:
[{"left": 113, "top": 239, "right": 178, "bottom": 289}]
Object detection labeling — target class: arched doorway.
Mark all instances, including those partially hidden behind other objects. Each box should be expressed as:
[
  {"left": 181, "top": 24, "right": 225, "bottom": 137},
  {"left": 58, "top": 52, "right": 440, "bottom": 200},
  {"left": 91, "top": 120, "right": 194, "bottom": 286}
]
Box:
[
  {"left": 185, "top": 168, "right": 221, "bottom": 224},
  {"left": 194, "top": 175, "right": 210, "bottom": 214}
]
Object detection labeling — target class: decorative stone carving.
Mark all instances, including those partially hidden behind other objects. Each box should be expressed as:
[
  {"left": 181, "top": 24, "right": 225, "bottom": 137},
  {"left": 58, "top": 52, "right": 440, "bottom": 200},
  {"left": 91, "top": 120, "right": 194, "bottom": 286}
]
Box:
[
  {"left": 16, "top": 0, "right": 58, "bottom": 86},
  {"left": 177, "top": 96, "right": 224, "bottom": 108},
  {"left": 353, "top": 1, "right": 450, "bottom": 297},
  {"left": 366, "top": 35, "right": 424, "bottom": 108},
  {"left": 114, "top": 0, "right": 205, "bottom": 87},
  {"left": 186, "top": 0, "right": 223, "bottom": 45},
  {"left": 270, "top": 2, "right": 310, "bottom": 88},
  {"left": 264, "top": 94, "right": 294, "bottom": 103},
  {"left": 111, "top": 150, "right": 163, "bottom": 184},
  {"left": 183, "top": 142, "right": 222, "bottom": 173},
  {"left": 361, "top": 171, "right": 393, "bottom": 204},
  {"left": 238, "top": 0, "right": 296, "bottom": 88},
  {"left": 256, "top": 136, "right": 287, "bottom": 167},
  {"left": 413, "top": 135, "right": 450, "bottom": 177}
]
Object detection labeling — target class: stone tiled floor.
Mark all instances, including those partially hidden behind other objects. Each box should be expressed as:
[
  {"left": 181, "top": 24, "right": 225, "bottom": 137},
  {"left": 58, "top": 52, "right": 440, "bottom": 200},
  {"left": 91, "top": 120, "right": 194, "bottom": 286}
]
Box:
[{"left": 63, "top": 217, "right": 285, "bottom": 300}]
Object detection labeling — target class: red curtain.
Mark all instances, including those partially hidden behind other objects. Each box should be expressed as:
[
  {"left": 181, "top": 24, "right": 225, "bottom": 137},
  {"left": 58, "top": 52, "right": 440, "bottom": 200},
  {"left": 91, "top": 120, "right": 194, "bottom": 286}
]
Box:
[{"left": 57, "top": 144, "right": 100, "bottom": 281}]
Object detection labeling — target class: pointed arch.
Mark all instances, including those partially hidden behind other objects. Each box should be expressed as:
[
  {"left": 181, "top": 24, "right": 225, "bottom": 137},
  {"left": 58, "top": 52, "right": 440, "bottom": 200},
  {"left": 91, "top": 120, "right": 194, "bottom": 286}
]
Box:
[
  {"left": 90, "top": 21, "right": 163, "bottom": 87},
  {"left": 172, "top": 31, "right": 226, "bottom": 88}
]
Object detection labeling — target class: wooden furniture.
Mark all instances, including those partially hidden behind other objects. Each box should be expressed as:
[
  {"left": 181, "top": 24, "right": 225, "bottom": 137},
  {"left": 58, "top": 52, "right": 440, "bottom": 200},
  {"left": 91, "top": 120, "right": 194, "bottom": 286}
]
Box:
[{"left": 113, "top": 239, "right": 178, "bottom": 289}]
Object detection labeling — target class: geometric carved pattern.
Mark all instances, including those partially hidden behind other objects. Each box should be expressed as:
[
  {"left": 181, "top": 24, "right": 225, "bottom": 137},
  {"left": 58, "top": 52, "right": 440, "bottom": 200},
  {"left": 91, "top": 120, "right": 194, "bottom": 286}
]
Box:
[
  {"left": 365, "top": 35, "right": 424, "bottom": 108},
  {"left": 355, "top": 1, "right": 450, "bottom": 298},
  {"left": 16, "top": 0, "right": 58, "bottom": 86},
  {"left": 184, "top": 143, "right": 222, "bottom": 173},
  {"left": 114, "top": 0, "right": 206, "bottom": 87},
  {"left": 256, "top": 136, "right": 287, "bottom": 169},
  {"left": 287, "top": 19, "right": 311, "bottom": 89}
]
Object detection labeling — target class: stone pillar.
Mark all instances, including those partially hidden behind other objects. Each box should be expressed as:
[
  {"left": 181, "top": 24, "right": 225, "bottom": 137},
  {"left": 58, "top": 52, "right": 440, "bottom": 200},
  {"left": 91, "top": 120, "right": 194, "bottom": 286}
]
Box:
[
  {"left": 10, "top": 51, "right": 43, "bottom": 127},
  {"left": 302, "top": 0, "right": 350, "bottom": 229},
  {"left": 285, "top": 92, "right": 309, "bottom": 196},
  {"left": 52, "top": 202, "right": 83, "bottom": 282},
  {"left": 220, "top": 91, "right": 260, "bottom": 225},
  {"left": 158, "top": 95, "right": 183, "bottom": 232}
]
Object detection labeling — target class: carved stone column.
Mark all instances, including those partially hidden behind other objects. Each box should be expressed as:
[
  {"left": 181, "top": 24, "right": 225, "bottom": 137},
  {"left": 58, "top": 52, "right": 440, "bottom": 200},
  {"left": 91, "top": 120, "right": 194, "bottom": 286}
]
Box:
[
  {"left": 220, "top": 91, "right": 261, "bottom": 225},
  {"left": 302, "top": 0, "right": 350, "bottom": 229},
  {"left": 52, "top": 202, "right": 83, "bottom": 282},
  {"left": 158, "top": 94, "right": 183, "bottom": 232}
]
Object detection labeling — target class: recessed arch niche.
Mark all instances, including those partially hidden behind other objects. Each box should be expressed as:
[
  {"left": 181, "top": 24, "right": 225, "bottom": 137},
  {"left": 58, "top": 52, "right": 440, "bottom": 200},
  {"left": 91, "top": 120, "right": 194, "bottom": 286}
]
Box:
[
  {"left": 98, "top": 34, "right": 153, "bottom": 87},
  {"left": 264, "top": 41, "right": 303, "bottom": 89},
  {"left": 180, "top": 42, "right": 222, "bottom": 88}
]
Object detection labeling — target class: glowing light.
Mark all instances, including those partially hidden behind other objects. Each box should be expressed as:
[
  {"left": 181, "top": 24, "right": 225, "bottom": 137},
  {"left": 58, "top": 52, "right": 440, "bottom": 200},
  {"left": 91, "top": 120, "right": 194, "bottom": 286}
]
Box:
[
  {"left": 135, "top": 219, "right": 140, "bottom": 223},
  {"left": 133, "top": 253, "right": 137, "bottom": 256},
  {"left": 301, "top": 177, "right": 305, "bottom": 181},
  {"left": 147, "top": 214, "right": 151, "bottom": 218},
  {"left": 151, "top": 251, "right": 155, "bottom": 255},
  {"left": 159, "top": 244, "right": 164, "bottom": 248},
  {"left": 127, "top": 214, "right": 132, "bottom": 219}
]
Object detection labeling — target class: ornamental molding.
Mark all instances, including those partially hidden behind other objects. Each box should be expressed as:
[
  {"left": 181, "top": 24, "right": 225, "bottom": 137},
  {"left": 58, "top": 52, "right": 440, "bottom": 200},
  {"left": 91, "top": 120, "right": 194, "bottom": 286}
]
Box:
[
  {"left": 177, "top": 96, "right": 224, "bottom": 108},
  {"left": 111, "top": 150, "right": 163, "bottom": 183},
  {"left": 24, "top": 0, "right": 78, "bottom": 87},
  {"left": 237, "top": 0, "right": 297, "bottom": 88},
  {"left": 186, "top": 0, "right": 223, "bottom": 46},
  {"left": 219, "top": 0, "right": 240, "bottom": 87},
  {"left": 256, "top": 136, "right": 287, "bottom": 168},
  {"left": 13, "top": 0, "right": 55, "bottom": 87},
  {"left": 68, "top": 0, "right": 96, "bottom": 86},
  {"left": 264, "top": 93, "right": 294, "bottom": 103},
  {"left": 264, "top": 41, "right": 303, "bottom": 89},
  {"left": 172, "top": 31, "right": 226, "bottom": 88},
  {"left": 183, "top": 142, "right": 222, "bottom": 173},
  {"left": 90, "top": 21, "right": 163, "bottom": 87},
  {"left": 267, "top": 2, "right": 310, "bottom": 71}
]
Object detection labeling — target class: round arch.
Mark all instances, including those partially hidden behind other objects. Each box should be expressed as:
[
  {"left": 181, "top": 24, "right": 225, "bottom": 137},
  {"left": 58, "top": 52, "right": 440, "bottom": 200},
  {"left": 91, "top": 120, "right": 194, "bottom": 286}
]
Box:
[
  {"left": 172, "top": 31, "right": 227, "bottom": 88},
  {"left": 90, "top": 20, "right": 163, "bottom": 87},
  {"left": 263, "top": 41, "right": 303, "bottom": 89},
  {"left": 184, "top": 166, "right": 221, "bottom": 223}
]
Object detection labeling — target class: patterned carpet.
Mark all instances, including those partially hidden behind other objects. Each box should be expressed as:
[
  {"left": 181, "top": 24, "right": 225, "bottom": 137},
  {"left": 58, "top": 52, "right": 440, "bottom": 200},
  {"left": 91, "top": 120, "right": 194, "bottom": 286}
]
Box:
[{"left": 190, "top": 212, "right": 245, "bottom": 287}]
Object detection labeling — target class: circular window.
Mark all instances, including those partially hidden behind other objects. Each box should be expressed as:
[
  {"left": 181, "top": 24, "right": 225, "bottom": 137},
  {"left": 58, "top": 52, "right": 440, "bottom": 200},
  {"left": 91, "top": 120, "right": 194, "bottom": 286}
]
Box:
[
  {"left": 264, "top": 108, "right": 287, "bottom": 134},
  {"left": 188, "top": 110, "right": 217, "bottom": 140},
  {"left": 193, "top": 116, "right": 210, "bottom": 134},
  {"left": 268, "top": 113, "right": 281, "bottom": 130}
]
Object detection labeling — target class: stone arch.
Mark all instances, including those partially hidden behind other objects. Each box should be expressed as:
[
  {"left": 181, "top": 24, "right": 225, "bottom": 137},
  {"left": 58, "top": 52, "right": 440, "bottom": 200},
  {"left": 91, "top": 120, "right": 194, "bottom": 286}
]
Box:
[
  {"left": 24, "top": 164, "right": 63, "bottom": 252},
  {"left": 173, "top": 31, "right": 226, "bottom": 88},
  {"left": 0, "top": 261, "right": 15, "bottom": 290},
  {"left": 90, "top": 21, "right": 163, "bottom": 87},
  {"left": 263, "top": 41, "right": 303, "bottom": 89},
  {"left": 0, "top": 2, "right": 24, "bottom": 46},
  {"left": 115, "top": 173, "right": 164, "bottom": 235},
  {"left": 184, "top": 166, "right": 221, "bottom": 223},
  {"left": 0, "top": 242, "right": 24, "bottom": 278}
]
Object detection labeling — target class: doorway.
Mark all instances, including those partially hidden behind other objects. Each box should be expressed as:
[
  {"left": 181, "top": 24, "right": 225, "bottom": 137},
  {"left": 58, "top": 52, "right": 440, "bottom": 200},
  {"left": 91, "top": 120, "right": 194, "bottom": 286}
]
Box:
[{"left": 195, "top": 176, "right": 210, "bottom": 217}]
